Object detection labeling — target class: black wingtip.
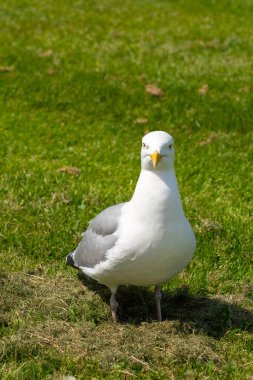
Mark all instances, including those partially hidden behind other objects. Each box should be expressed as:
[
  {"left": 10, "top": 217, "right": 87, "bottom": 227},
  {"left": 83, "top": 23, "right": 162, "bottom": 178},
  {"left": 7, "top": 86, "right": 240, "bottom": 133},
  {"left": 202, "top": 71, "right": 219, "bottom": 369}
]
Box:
[{"left": 66, "top": 252, "right": 79, "bottom": 270}]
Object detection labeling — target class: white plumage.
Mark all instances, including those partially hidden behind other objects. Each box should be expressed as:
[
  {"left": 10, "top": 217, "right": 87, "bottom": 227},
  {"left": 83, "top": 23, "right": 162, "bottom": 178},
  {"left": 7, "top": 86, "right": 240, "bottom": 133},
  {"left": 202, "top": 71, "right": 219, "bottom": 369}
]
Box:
[{"left": 67, "top": 131, "right": 196, "bottom": 321}]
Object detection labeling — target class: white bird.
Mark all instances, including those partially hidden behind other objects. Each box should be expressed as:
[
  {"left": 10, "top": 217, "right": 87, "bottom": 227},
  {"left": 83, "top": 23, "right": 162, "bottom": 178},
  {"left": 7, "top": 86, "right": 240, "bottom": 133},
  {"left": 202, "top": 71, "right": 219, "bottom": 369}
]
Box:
[{"left": 66, "top": 131, "right": 196, "bottom": 322}]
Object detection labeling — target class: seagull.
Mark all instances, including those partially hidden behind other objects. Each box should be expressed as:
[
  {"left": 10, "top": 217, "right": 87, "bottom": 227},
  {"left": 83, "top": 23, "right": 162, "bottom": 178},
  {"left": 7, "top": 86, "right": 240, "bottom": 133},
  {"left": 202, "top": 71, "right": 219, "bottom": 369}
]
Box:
[{"left": 66, "top": 131, "right": 196, "bottom": 322}]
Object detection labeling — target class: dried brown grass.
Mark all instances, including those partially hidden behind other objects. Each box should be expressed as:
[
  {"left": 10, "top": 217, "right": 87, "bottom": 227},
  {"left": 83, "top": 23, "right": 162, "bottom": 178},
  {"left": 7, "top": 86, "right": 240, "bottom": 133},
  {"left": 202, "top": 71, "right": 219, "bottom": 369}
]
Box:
[{"left": 1, "top": 271, "right": 252, "bottom": 377}]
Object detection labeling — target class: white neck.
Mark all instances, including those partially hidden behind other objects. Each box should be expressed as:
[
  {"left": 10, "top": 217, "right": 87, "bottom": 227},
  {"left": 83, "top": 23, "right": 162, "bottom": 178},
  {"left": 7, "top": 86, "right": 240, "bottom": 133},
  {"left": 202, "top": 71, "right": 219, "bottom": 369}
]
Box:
[{"left": 130, "top": 168, "right": 184, "bottom": 220}]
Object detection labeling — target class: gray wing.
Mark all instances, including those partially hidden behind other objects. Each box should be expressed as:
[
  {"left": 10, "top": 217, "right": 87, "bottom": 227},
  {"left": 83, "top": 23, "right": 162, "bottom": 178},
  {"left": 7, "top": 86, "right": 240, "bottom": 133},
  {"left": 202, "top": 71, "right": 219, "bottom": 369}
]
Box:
[{"left": 67, "top": 202, "right": 127, "bottom": 269}]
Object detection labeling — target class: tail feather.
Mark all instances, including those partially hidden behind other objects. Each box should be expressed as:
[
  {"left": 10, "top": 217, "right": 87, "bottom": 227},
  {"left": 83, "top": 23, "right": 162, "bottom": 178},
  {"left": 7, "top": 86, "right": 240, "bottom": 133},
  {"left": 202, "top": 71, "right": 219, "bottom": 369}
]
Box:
[{"left": 66, "top": 251, "right": 79, "bottom": 270}]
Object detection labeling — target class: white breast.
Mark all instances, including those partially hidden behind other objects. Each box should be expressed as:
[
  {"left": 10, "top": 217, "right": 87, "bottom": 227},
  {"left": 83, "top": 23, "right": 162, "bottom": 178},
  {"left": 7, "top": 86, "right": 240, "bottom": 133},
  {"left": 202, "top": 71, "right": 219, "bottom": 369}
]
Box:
[{"left": 83, "top": 169, "right": 196, "bottom": 288}]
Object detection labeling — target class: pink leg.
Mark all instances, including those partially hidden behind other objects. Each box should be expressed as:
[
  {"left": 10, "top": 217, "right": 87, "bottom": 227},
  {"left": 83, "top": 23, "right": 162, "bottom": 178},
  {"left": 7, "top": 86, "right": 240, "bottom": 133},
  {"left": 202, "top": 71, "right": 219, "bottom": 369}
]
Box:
[
  {"left": 110, "top": 289, "right": 118, "bottom": 323},
  {"left": 154, "top": 285, "right": 162, "bottom": 322}
]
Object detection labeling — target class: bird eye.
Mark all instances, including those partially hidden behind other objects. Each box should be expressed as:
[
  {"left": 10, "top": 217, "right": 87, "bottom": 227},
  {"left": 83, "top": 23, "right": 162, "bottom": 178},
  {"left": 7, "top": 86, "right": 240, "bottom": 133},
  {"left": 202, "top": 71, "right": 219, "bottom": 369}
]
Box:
[
  {"left": 168, "top": 144, "right": 173, "bottom": 150},
  {"left": 142, "top": 142, "right": 149, "bottom": 149}
]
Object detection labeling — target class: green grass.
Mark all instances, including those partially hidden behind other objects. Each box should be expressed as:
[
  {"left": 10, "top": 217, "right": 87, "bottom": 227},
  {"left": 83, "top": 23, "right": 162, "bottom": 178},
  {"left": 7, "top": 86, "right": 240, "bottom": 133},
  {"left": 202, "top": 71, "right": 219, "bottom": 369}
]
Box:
[{"left": 0, "top": 0, "right": 252, "bottom": 378}]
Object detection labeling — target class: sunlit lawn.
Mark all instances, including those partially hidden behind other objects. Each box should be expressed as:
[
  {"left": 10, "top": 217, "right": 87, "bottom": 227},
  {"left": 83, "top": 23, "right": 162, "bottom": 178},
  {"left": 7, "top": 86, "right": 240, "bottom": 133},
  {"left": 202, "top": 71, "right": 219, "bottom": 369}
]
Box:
[{"left": 0, "top": 0, "right": 252, "bottom": 378}]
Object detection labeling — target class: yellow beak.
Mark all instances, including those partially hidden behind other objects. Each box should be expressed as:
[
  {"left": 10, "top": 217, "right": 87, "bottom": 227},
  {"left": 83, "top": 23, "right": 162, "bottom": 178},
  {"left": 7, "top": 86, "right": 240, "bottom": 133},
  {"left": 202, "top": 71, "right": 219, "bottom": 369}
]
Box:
[{"left": 150, "top": 150, "right": 161, "bottom": 168}]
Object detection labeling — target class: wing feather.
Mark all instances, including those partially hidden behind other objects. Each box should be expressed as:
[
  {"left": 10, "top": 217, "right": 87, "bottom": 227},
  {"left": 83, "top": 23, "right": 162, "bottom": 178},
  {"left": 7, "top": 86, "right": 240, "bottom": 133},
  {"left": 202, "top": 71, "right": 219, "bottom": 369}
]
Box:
[{"left": 67, "top": 202, "right": 126, "bottom": 269}]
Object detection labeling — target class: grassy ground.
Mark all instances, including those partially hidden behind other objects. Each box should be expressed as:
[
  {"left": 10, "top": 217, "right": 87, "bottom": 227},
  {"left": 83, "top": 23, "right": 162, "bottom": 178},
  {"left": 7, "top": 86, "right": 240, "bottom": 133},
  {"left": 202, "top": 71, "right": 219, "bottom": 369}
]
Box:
[{"left": 0, "top": 0, "right": 252, "bottom": 378}]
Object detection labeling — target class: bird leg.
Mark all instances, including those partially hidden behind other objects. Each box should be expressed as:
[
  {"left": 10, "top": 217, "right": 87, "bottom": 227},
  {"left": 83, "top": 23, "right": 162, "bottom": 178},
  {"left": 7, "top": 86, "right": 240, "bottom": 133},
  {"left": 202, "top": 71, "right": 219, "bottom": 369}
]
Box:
[
  {"left": 154, "top": 285, "right": 162, "bottom": 322},
  {"left": 110, "top": 290, "right": 118, "bottom": 323}
]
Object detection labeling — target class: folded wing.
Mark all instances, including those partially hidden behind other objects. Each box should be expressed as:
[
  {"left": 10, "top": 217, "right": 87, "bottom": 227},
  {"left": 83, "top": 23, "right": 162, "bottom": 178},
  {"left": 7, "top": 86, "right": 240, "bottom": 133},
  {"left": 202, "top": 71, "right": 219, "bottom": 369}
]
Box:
[{"left": 66, "top": 202, "right": 126, "bottom": 269}]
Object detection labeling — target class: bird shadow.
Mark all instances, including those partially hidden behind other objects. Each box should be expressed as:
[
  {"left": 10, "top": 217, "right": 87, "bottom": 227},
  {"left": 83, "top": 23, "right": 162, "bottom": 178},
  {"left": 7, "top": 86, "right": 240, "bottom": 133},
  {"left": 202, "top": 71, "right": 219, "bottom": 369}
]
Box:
[{"left": 77, "top": 272, "right": 252, "bottom": 339}]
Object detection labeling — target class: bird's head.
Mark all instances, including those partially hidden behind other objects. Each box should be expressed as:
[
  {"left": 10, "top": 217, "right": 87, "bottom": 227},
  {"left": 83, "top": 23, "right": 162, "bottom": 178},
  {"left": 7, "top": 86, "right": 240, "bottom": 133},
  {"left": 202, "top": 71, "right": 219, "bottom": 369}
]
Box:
[{"left": 141, "top": 131, "right": 175, "bottom": 171}]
